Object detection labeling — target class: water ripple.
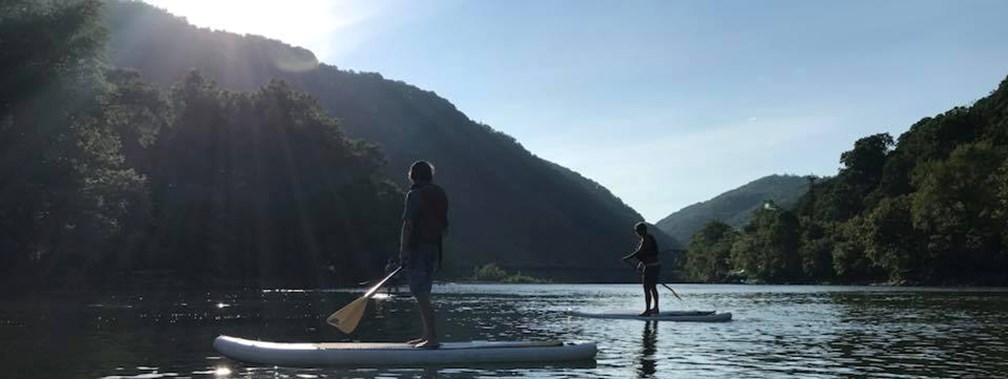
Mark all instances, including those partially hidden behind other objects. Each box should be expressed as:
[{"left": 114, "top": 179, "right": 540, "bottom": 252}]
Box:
[{"left": 1, "top": 285, "right": 1007, "bottom": 378}]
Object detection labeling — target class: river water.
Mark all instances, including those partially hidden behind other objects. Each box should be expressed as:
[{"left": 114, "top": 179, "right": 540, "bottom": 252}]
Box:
[{"left": 1, "top": 284, "right": 1006, "bottom": 378}]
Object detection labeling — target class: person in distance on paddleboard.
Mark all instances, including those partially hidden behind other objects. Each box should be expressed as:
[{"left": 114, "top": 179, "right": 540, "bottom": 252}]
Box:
[
  {"left": 400, "top": 160, "right": 449, "bottom": 349},
  {"left": 622, "top": 222, "right": 660, "bottom": 316},
  {"left": 384, "top": 256, "right": 399, "bottom": 295}
]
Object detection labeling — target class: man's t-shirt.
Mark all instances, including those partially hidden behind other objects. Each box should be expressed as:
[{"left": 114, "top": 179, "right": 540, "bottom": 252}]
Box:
[
  {"left": 630, "top": 233, "right": 659, "bottom": 265},
  {"left": 403, "top": 182, "right": 448, "bottom": 248}
]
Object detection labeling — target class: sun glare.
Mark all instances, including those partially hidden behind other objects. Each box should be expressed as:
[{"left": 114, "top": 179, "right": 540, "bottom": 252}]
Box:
[
  {"left": 142, "top": 0, "right": 367, "bottom": 58},
  {"left": 213, "top": 366, "right": 232, "bottom": 376}
]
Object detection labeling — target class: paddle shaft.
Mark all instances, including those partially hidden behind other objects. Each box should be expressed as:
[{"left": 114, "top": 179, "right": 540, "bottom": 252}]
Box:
[
  {"left": 362, "top": 266, "right": 403, "bottom": 298},
  {"left": 622, "top": 259, "right": 682, "bottom": 301}
]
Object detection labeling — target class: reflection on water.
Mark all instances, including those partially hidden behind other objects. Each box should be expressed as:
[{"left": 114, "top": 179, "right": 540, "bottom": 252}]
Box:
[
  {"left": 1, "top": 285, "right": 1007, "bottom": 378},
  {"left": 638, "top": 321, "right": 657, "bottom": 378}
]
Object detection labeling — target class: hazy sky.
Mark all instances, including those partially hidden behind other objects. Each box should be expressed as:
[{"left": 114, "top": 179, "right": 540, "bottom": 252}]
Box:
[{"left": 143, "top": 0, "right": 1008, "bottom": 221}]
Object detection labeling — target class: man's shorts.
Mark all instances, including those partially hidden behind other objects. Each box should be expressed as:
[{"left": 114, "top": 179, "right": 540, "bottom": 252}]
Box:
[
  {"left": 642, "top": 264, "right": 660, "bottom": 287},
  {"left": 406, "top": 243, "right": 438, "bottom": 296}
]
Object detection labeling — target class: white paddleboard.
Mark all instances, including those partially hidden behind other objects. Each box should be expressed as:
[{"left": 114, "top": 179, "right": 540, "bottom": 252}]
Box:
[
  {"left": 213, "top": 335, "right": 597, "bottom": 366},
  {"left": 568, "top": 310, "right": 732, "bottom": 322}
]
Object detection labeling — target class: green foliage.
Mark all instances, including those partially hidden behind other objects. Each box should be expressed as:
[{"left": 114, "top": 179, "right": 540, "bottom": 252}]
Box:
[
  {"left": 796, "top": 218, "right": 834, "bottom": 281},
  {"left": 0, "top": 0, "right": 146, "bottom": 286},
  {"left": 138, "top": 73, "right": 401, "bottom": 287},
  {"left": 729, "top": 202, "right": 803, "bottom": 283},
  {"left": 998, "top": 157, "right": 1008, "bottom": 216},
  {"left": 909, "top": 141, "right": 1007, "bottom": 281},
  {"left": 684, "top": 221, "right": 735, "bottom": 282},
  {"left": 472, "top": 263, "right": 508, "bottom": 282},
  {"left": 704, "top": 78, "right": 1008, "bottom": 285},
  {"left": 0, "top": 1, "right": 403, "bottom": 288},
  {"left": 840, "top": 133, "right": 893, "bottom": 182},
  {"left": 998, "top": 158, "right": 1008, "bottom": 244},
  {"left": 862, "top": 196, "right": 924, "bottom": 282},
  {"left": 471, "top": 263, "right": 548, "bottom": 284},
  {"left": 826, "top": 133, "right": 895, "bottom": 220}
]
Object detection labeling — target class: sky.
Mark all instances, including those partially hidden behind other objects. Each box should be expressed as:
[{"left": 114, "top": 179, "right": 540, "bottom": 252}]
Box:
[{"left": 143, "top": 0, "right": 1008, "bottom": 221}]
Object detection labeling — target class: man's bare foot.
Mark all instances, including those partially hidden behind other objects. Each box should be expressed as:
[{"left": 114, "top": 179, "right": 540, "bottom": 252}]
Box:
[
  {"left": 407, "top": 337, "right": 425, "bottom": 344},
  {"left": 414, "top": 340, "right": 441, "bottom": 349},
  {"left": 638, "top": 310, "right": 651, "bottom": 316}
]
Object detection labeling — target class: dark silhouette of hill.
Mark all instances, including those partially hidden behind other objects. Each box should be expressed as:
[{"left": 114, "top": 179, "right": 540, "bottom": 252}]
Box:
[
  {"left": 656, "top": 175, "right": 809, "bottom": 242},
  {"left": 103, "top": 0, "right": 679, "bottom": 281}
]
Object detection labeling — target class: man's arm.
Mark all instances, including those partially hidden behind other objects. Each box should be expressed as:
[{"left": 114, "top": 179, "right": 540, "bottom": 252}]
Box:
[
  {"left": 399, "top": 190, "right": 419, "bottom": 265},
  {"left": 622, "top": 241, "right": 643, "bottom": 261},
  {"left": 400, "top": 219, "right": 414, "bottom": 265}
]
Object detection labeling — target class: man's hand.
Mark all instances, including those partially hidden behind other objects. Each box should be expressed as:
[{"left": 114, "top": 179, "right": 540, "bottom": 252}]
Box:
[{"left": 399, "top": 250, "right": 410, "bottom": 268}]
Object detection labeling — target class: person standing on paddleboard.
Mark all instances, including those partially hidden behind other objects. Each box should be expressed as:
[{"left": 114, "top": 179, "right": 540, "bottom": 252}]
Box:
[
  {"left": 622, "top": 222, "right": 660, "bottom": 316},
  {"left": 384, "top": 256, "right": 399, "bottom": 295},
  {"left": 400, "top": 160, "right": 448, "bottom": 349}
]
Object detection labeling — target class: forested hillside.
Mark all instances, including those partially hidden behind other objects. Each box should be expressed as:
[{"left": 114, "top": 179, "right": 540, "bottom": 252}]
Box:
[
  {"left": 102, "top": 0, "right": 678, "bottom": 281},
  {"left": 683, "top": 78, "right": 1008, "bottom": 285},
  {"left": 656, "top": 175, "right": 809, "bottom": 243},
  {"left": 1, "top": 0, "right": 401, "bottom": 289},
  {"left": 0, "top": 0, "right": 678, "bottom": 290}
]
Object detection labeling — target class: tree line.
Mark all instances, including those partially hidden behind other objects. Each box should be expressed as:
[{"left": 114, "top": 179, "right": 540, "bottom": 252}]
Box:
[
  {"left": 683, "top": 77, "right": 1008, "bottom": 285},
  {"left": 1, "top": 0, "right": 401, "bottom": 290}
]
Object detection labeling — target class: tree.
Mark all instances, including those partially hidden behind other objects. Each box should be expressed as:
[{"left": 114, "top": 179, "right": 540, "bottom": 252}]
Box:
[
  {"left": 910, "top": 141, "right": 1006, "bottom": 282},
  {"left": 139, "top": 74, "right": 402, "bottom": 287},
  {"left": 997, "top": 157, "right": 1008, "bottom": 248},
  {"left": 828, "top": 216, "right": 878, "bottom": 281},
  {"left": 730, "top": 202, "right": 802, "bottom": 283},
  {"left": 685, "top": 221, "right": 735, "bottom": 282},
  {"left": 797, "top": 218, "right": 835, "bottom": 281},
  {"left": 862, "top": 196, "right": 925, "bottom": 283},
  {"left": 831, "top": 133, "right": 894, "bottom": 219},
  {"left": 0, "top": 0, "right": 145, "bottom": 287},
  {"left": 840, "top": 133, "right": 894, "bottom": 182}
]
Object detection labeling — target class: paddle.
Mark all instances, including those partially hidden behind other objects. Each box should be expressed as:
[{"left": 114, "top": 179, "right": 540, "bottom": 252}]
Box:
[
  {"left": 327, "top": 266, "right": 403, "bottom": 334},
  {"left": 621, "top": 260, "right": 683, "bottom": 301},
  {"left": 660, "top": 282, "right": 683, "bottom": 301}
]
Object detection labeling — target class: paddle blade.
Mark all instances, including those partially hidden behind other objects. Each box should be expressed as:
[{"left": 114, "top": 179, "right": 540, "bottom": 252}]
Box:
[
  {"left": 326, "top": 296, "right": 369, "bottom": 334},
  {"left": 325, "top": 267, "right": 401, "bottom": 333}
]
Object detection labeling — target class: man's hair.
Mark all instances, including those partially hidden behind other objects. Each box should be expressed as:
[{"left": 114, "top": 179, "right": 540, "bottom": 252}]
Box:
[
  {"left": 634, "top": 222, "right": 648, "bottom": 233},
  {"left": 410, "top": 160, "right": 434, "bottom": 182}
]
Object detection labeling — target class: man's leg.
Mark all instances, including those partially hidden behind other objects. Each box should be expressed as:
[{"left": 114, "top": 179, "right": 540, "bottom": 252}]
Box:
[
  {"left": 415, "top": 292, "right": 438, "bottom": 348},
  {"left": 413, "top": 245, "right": 438, "bottom": 349},
  {"left": 650, "top": 285, "right": 660, "bottom": 314},
  {"left": 405, "top": 258, "right": 425, "bottom": 345},
  {"left": 642, "top": 283, "right": 652, "bottom": 316},
  {"left": 408, "top": 292, "right": 427, "bottom": 344}
]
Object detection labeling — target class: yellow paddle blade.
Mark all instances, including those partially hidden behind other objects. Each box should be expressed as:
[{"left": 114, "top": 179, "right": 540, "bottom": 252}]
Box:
[
  {"left": 326, "top": 296, "right": 369, "bottom": 334},
  {"left": 325, "top": 267, "right": 402, "bottom": 334}
]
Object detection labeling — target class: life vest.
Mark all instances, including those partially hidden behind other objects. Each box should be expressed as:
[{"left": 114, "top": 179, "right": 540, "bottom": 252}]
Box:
[{"left": 411, "top": 183, "right": 448, "bottom": 247}]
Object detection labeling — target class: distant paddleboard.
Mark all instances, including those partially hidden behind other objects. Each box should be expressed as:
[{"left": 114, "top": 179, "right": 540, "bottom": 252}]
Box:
[
  {"left": 568, "top": 310, "right": 732, "bottom": 322},
  {"left": 213, "top": 335, "right": 597, "bottom": 366}
]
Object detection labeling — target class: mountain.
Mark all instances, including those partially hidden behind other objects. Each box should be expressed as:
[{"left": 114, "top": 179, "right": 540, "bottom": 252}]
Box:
[
  {"left": 102, "top": 0, "right": 679, "bottom": 281},
  {"left": 655, "top": 175, "right": 810, "bottom": 243}
]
